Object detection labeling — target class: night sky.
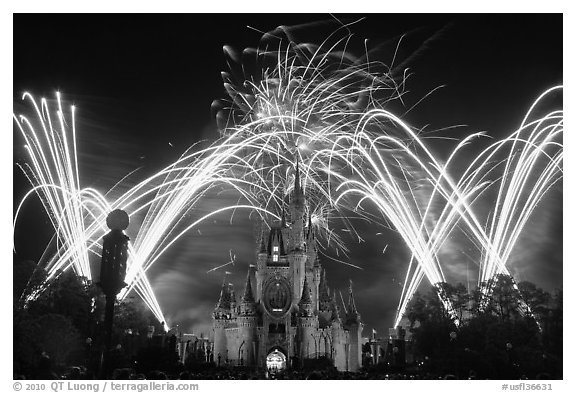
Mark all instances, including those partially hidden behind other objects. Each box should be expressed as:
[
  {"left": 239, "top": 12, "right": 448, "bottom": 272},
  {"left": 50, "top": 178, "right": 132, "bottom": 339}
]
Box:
[{"left": 13, "top": 14, "right": 562, "bottom": 335}]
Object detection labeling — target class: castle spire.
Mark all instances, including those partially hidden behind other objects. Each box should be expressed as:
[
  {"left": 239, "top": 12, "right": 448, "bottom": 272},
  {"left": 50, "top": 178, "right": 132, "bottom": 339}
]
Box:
[
  {"left": 319, "top": 268, "right": 332, "bottom": 308},
  {"left": 298, "top": 276, "right": 313, "bottom": 317},
  {"left": 215, "top": 275, "right": 232, "bottom": 310},
  {"left": 259, "top": 223, "right": 267, "bottom": 253},
  {"left": 331, "top": 292, "right": 342, "bottom": 324},
  {"left": 347, "top": 279, "right": 359, "bottom": 316},
  {"left": 295, "top": 154, "right": 302, "bottom": 197},
  {"left": 241, "top": 269, "right": 255, "bottom": 303},
  {"left": 291, "top": 154, "right": 304, "bottom": 205},
  {"left": 215, "top": 280, "right": 227, "bottom": 309},
  {"left": 306, "top": 212, "right": 315, "bottom": 241},
  {"left": 299, "top": 275, "right": 312, "bottom": 305},
  {"left": 228, "top": 282, "right": 237, "bottom": 305}
]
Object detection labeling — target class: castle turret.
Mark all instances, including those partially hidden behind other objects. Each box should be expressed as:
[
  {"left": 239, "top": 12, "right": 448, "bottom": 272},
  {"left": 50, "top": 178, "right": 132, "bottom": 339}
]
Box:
[
  {"left": 329, "top": 292, "right": 347, "bottom": 370},
  {"left": 212, "top": 277, "right": 232, "bottom": 362},
  {"left": 298, "top": 276, "right": 314, "bottom": 317},
  {"left": 239, "top": 270, "right": 256, "bottom": 314},
  {"left": 344, "top": 280, "right": 363, "bottom": 372},
  {"left": 256, "top": 223, "right": 267, "bottom": 301},
  {"left": 228, "top": 283, "right": 237, "bottom": 319},
  {"left": 297, "top": 276, "right": 317, "bottom": 360},
  {"left": 289, "top": 157, "right": 306, "bottom": 252},
  {"left": 238, "top": 270, "right": 257, "bottom": 366},
  {"left": 312, "top": 254, "right": 321, "bottom": 313},
  {"left": 290, "top": 247, "right": 306, "bottom": 304},
  {"left": 305, "top": 213, "right": 317, "bottom": 267},
  {"left": 318, "top": 269, "right": 333, "bottom": 326},
  {"left": 330, "top": 292, "right": 342, "bottom": 326}
]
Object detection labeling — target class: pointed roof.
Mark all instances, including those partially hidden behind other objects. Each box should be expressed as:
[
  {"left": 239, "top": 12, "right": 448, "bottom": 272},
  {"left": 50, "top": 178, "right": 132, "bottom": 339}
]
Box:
[
  {"left": 291, "top": 155, "right": 305, "bottom": 205},
  {"left": 267, "top": 225, "right": 286, "bottom": 256},
  {"left": 307, "top": 213, "right": 313, "bottom": 239},
  {"left": 241, "top": 270, "right": 255, "bottom": 303},
  {"left": 259, "top": 224, "right": 267, "bottom": 253},
  {"left": 215, "top": 277, "right": 232, "bottom": 310},
  {"left": 299, "top": 276, "right": 312, "bottom": 305},
  {"left": 319, "top": 269, "right": 331, "bottom": 303},
  {"left": 331, "top": 292, "right": 342, "bottom": 324},
  {"left": 295, "top": 155, "right": 302, "bottom": 197},
  {"left": 281, "top": 206, "right": 286, "bottom": 228},
  {"left": 228, "top": 283, "right": 237, "bottom": 304},
  {"left": 215, "top": 280, "right": 227, "bottom": 310},
  {"left": 347, "top": 279, "right": 359, "bottom": 316}
]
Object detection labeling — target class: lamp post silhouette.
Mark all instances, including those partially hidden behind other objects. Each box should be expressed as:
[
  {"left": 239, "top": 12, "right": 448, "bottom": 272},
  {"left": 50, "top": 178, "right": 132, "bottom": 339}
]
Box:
[
  {"left": 449, "top": 331, "right": 458, "bottom": 377},
  {"left": 98, "top": 209, "right": 130, "bottom": 377}
]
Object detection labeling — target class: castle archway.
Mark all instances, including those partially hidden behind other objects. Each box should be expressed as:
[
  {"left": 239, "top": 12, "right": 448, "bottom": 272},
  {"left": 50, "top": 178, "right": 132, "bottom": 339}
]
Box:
[{"left": 266, "top": 348, "right": 287, "bottom": 372}]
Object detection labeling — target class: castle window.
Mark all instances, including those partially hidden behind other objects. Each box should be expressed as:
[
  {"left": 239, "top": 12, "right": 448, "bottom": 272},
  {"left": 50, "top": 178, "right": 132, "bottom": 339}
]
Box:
[{"left": 273, "top": 245, "right": 279, "bottom": 262}]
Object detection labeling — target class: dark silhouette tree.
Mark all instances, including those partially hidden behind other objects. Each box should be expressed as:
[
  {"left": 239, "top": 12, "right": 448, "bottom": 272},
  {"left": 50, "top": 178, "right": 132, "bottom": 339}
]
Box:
[{"left": 405, "top": 276, "right": 562, "bottom": 379}]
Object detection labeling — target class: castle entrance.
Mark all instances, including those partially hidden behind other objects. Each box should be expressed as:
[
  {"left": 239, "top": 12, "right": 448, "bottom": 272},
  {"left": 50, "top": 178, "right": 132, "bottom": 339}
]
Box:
[{"left": 266, "top": 349, "right": 287, "bottom": 373}]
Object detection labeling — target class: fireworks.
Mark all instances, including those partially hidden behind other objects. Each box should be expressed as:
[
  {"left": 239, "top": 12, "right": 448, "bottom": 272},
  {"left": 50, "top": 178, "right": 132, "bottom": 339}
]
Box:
[
  {"left": 14, "top": 21, "right": 562, "bottom": 330},
  {"left": 13, "top": 93, "right": 168, "bottom": 324},
  {"left": 214, "top": 24, "right": 562, "bottom": 326},
  {"left": 14, "top": 92, "right": 102, "bottom": 282}
]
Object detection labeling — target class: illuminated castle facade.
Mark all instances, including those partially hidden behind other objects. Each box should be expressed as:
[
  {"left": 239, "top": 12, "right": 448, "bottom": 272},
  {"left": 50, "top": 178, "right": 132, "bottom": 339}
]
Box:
[{"left": 211, "top": 163, "right": 363, "bottom": 371}]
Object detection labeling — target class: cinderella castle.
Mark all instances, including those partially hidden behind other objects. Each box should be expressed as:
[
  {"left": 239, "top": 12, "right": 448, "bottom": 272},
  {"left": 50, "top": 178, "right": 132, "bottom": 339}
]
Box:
[{"left": 210, "top": 162, "right": 364, "bottom": 372}]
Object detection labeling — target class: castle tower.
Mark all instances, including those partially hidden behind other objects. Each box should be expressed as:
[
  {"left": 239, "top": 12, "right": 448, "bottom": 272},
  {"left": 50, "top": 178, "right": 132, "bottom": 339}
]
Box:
[
  {"left": 312, "top": 254, "right": 321, "bottom": 314},
  {"left": 212, "top": 277, "right": 232, "bottom": 363},
  {"left": 228, "top": 283, "right": 237, "bottom": 320},
  {"left": 305, "top": 214, "right": 321, "bottom": 313},
  {"left": 287, "top": 158, "right": 307, "bottom": 304},
  {"left": 344, "top": 280, "right": 363, "bottom": 372},
  {"left": 208, "top": 159, "right": 364, "bottom": 372},
  {"left": 256, "top": 224, "right": 267, "bottom": 302},
  {"left": 297, "top": 276, "right": 318, "bottom": 360},
  {"left": 238, "top": 270, "right": 257, "bottom": 366},
  {"left": 289, "top": 157, "right": 306, "bottom": 252},
  {"left": 318, "top": 269, "right": 333, "bottom": 326},
  {"left": 330, "top": 292, "right": 347, "bottom": 370},
  {"left": 305, "top": 214, "right": 317, "bottom": 268}
]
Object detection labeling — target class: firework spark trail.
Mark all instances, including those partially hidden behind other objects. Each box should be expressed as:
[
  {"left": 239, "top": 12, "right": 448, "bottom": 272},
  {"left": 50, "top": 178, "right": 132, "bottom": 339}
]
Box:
[
  {"left": 14, "top": 93, "right": 95, "bottom": 281},
  {"left": 214, "top": 23, "right": 419, "bottom": 257},
  {"left": 15, "top": 21, "right": 561, "bottom": 332},
  {"left": 458, "top": 87, "right": 563, "bottom": 303},
  {"left": 14, "top": 23, "right": 413, "bottom": 325},
  {"left": 13, "top": 93, "right": 170, "bottom": 323},
  {"left": 322, "top": 118, "right": 474, "bottom": 325},
  {"left": 229, "top": 27, "right": 561, "bottom": 325},
  {"left": 13, "top": 91, "right": 310, "bottom": 327},
  {"left": 399, "top": 89, "right": 563, "bottom": 315},
  {"left": 211, "top": 24, "right": 510, "bottom": 330},
  {"left": 213, "top": 24, "right": 494, "bottom": 324},
  {"left": 389, "top": 87, "right": 563, "bottom": 324}
]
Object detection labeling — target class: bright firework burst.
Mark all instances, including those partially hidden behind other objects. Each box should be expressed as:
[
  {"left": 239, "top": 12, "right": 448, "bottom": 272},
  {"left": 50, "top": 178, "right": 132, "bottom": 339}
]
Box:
[
  {"left": 14, "top": 21, "right": 562, "bottom": 332},
  {"left": 13, "top": 92, "right": 168, "bottom": 324}
]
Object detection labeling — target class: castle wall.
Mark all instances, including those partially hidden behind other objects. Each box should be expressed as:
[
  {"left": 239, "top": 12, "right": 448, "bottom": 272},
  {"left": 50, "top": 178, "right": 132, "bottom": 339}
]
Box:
[
  {"left": 347, "top": 322, "right": 363, "bottom": 372},
  {"left": 212, "top": 319, "right": 228, "bottom": 364}
]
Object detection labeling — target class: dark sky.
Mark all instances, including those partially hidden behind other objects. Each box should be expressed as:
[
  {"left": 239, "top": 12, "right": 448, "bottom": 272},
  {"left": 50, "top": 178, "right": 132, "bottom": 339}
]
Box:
[{"left": 13, "top": 14, "right": 563, "bottom": 334}]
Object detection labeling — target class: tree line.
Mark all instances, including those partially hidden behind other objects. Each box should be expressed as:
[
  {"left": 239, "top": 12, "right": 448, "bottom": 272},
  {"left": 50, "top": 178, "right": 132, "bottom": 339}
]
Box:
[
  {"left": 13, "top": 259, "right": 164, "bottom": 378},
  {"left": 404, "top": 274, "right": 562, "bottom": 379}
]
